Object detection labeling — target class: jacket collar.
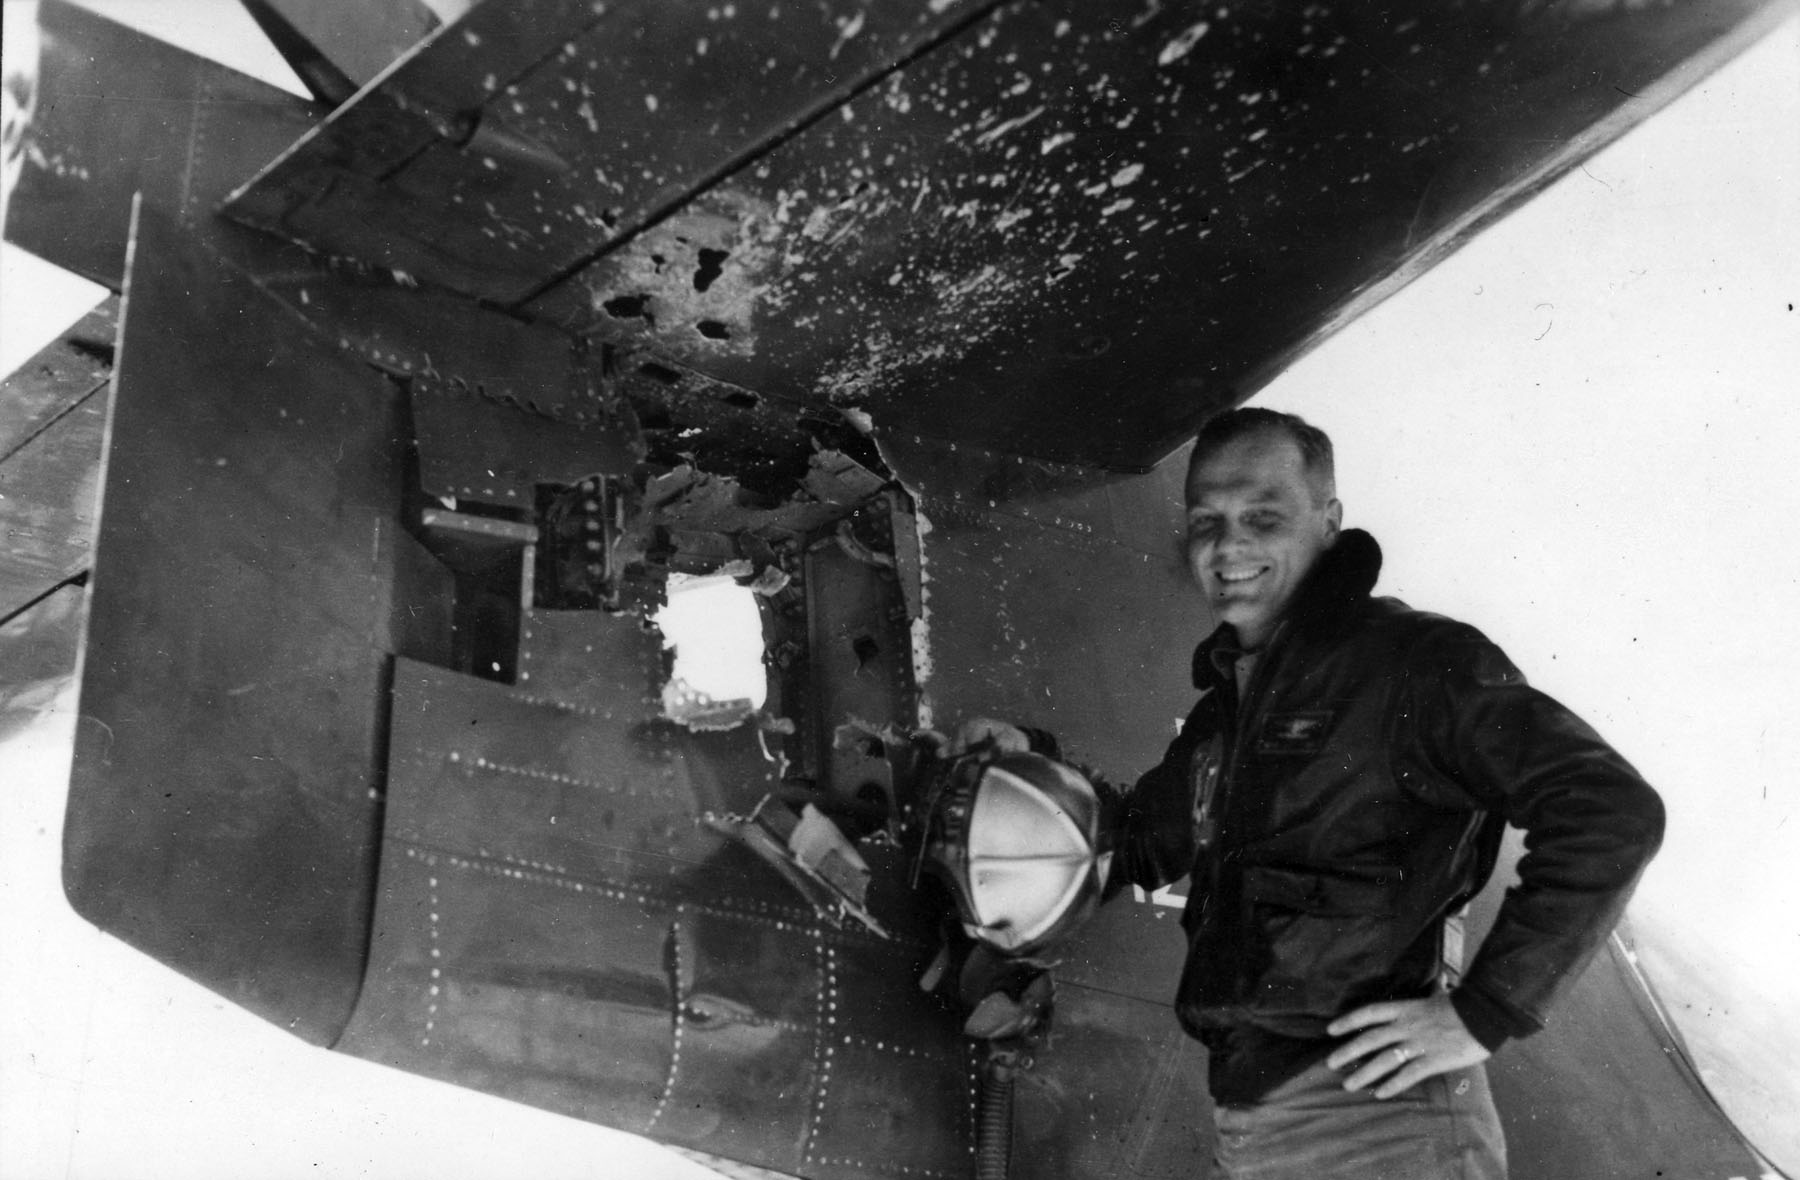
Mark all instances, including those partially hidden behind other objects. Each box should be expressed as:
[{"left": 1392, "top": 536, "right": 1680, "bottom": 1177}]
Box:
[{"left": 1191, "top": 528, "right": 1383, "bottom": 689}]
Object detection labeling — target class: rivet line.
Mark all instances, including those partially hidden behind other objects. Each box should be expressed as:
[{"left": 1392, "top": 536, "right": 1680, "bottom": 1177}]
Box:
[
  {"left": 837, "top": 1033, "right": 943, "bottom": 1063},
  {"left": 508, "top": 690, "right": 623, "bottom": 719},
  {"left": 464, "top": 754, "right": 638, "bottom": 797},
  {"left": 806, "top": 1160, "right": 963, "bottom": 1178},
  {"left": 802, "top": 941, "right": 841, "bottom": 1164},
  {"left": 406, "top": 841, "right": 647, "bottom": 905},
  {"left": 412, "top": 847, "right": 443, "bottom": 1048},
  {"left": 683, "top": 897, "right": 824, "bottom": 935},
  {"left": 647, "top": 905, "right": 686, "bottom": 1132},
  {"left": 403, "top": 842, "right": 859, "bottom": 936}
]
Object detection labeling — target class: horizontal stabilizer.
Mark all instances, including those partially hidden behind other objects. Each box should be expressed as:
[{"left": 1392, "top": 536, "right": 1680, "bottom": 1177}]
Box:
[
  {"left": 220, "top": 0, "right": 996, "bottom": 304},
  {"left": 4, "top": 0, "right": 320, "bottom": 289}
]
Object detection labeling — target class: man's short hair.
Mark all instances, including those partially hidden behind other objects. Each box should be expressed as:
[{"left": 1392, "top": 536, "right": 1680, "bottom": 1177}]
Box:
[{"left": 1189, "top": 407, "right": 1336, "bottom": 505}]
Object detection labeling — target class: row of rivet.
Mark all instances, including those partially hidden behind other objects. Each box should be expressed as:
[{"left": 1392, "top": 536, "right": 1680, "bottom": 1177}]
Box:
[
  {"left": 838, "top": 1032, "right": 943, "bottom": 1063},
  {"left": 454, "top": 483, "right": 520, "bottom": 501},
  {"left": 807, "top": 1162, "right": 965, "bottom": 1179},
  {"left": 474, "top": 845, "right": 573, "bottom": 879},
  {"left": 450, "top": 749, "right": 637, "bottom": 797},
  {"left": 682, "top": 897, "right": 819, "bottom": 936},
  {"left": 965, "top": 1041, "right": 981, "bottom": 1150},
  {"left": 646, "top": 904, "right": 688, "bottom": 1132},
  {"left": 405, "top": 847, "right": 445, "bottom": 1048},
  {"left": 684, "top": 896, "right": 927, "bottom": 951},
  {"left": 436, "top": 846, "right": 645, "bottom": 906},
  {"left": 411, "top": 837, "right": 921, "bottom": 949},
  {"left": 801, "top": 939, "right": 839, "bottom": 1166},
  {"left": 181, "top": 76, "right": 214, "bottom": 229},
  {"left": 396, "top": 848, "right": 821, "bottom": 933},
  {"left": 507, "top": 689, "right": 625, "bottom": 720},
  {"left": 689, "top": 1011, "right": 813, "bottom": 1036},
  {"left": 926, "top": 498, "right": 1120, "bottom": 557}
]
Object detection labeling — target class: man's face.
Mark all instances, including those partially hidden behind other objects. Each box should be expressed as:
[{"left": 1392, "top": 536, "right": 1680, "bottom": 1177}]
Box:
[{"left": 1184, "top": 431, "right": 1342, "bottom": 647}]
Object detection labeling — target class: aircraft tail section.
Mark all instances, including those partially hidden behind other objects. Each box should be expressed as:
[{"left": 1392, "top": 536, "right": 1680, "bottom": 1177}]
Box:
[{"left": 61, "top": 203, "right": 433, "bottom": 1044}]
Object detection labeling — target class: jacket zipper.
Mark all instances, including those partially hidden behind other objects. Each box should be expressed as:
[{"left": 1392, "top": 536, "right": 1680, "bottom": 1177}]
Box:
[
  {"left": 1204, "top": 633, "right": 1285, "bottom": 999},
  {"left": 1213, "top": 631, "right": 1283, "bottom": 851}
]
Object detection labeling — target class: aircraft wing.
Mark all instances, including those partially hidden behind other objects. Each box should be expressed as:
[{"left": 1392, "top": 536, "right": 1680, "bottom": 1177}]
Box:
[{"left": 208, "top": 0, "right": 1795, "bottom": 468}]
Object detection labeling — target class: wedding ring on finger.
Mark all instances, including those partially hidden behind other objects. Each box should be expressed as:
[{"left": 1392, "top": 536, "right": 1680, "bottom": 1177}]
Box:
[{"left": 1391, "top": 1045, "right": 1412, "bottom": 1064}]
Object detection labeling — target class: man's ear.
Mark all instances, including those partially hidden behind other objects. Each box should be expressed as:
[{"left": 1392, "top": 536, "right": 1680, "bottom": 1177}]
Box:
[{"left": 1324, "top": 498, "right": 1344, "bottom": 539}]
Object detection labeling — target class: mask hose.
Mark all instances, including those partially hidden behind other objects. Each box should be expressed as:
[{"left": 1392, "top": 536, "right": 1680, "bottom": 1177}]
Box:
[{"left": 976, "top": 1054, "right": 1017, "bottom": 1180}]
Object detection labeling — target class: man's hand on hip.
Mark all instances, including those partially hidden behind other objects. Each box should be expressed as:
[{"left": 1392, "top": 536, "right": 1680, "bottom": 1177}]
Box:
[{"left": 1325, "top": 993, "right": 1491, "bottom": 1099}]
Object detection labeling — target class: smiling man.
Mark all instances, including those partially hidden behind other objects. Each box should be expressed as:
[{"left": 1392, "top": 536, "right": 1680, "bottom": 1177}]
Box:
[
  {"left": 1183, "top": 417, "right": 1342, "bottom": 651},
  {"left": 1105, "top": 407, "right": 1668, "bottom": 1178},
  {"left": 960, "top": 407, "right": 1667, "bottom": 1178}
]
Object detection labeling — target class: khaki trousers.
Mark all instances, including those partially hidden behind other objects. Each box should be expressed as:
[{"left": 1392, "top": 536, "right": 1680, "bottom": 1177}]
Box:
[{"left": 1210, "top": 1060, "right": 1507, "bottom": 1179}]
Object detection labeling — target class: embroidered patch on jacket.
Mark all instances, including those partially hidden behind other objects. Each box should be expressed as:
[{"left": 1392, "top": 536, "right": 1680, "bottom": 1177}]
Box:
[{"left": 1255, "top": 711, "right": 1334, "bottom": 754}]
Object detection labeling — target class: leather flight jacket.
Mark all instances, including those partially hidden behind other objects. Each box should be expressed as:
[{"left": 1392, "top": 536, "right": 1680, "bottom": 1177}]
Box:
[{"left": 1108, "top": 528, "right": 1665, "bottom": 1068}]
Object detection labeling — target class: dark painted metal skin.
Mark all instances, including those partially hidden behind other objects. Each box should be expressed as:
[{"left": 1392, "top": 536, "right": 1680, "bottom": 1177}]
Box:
[
  {"left": 5, "top": 0, "right": 1787, "bottom": 1176},
  {"left": 339, "top": 646, "right": 980, "bottom": 1178},
  {"left": 55, "top": 204, "right": 990, "bottom": 1177},
  {"left": 62, "top": 205, "right": 450, "bottom": 1044},
  {"left": 245, "top": 271, "right": 593, "bottom": 418},
  {"left": 410, "top": 372, "right": 640, "bottom": 506},
  {"left": 224, "top": 0, "right": 996, "bottom": 305},
  {"left": 217, "top": 0, "right": 1790, "bottom": 469},
  {"left": 525, "top": 0, "right": 1791, "bottom": 469}
]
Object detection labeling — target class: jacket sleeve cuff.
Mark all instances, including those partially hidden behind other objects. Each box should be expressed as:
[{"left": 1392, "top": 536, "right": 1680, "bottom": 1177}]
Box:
[{"left": 1451, "top": 985, "right": 1538, "bottom": 1053}]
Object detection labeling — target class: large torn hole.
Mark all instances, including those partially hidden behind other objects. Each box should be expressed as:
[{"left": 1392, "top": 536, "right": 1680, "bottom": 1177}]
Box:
[
  {"left": 655, "top": 572, "right": 768, "bottom": 729},
  {"left": 693, "top": 247, "right": 729, "bottom": 292}
]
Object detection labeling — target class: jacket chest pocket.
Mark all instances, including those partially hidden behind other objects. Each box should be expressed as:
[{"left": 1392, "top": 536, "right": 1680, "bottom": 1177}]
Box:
[{"left": 1239, "top": 864, "right": 1407, "bottom": 1015}]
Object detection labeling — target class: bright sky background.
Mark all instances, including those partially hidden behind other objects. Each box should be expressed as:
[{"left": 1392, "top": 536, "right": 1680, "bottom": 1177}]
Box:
[
  {"left": 3, "top": 1, "right": 1798, "bottom": 1176},
  {"left": 1258, "top": 17, "right": 1800, "bottom": 1165},
  {"left": 658, "top": 574, "right": 770, "bottom": 706}
]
